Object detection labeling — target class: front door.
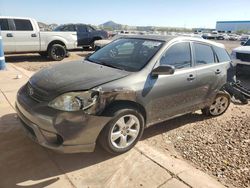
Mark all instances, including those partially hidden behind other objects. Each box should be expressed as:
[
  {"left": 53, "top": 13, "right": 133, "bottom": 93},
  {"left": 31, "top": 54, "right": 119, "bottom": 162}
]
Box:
[
  {"left": 143, "top": 42, "right": 200, "bottom": 124},
  {"left": 0, "top": 18, "right": 16, "bottom": 52}
]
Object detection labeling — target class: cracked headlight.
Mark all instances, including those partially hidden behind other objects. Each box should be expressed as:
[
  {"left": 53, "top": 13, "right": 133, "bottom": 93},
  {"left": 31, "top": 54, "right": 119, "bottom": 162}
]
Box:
[{"left": 48, "top": 91, "right": 99, "bottom": 112}]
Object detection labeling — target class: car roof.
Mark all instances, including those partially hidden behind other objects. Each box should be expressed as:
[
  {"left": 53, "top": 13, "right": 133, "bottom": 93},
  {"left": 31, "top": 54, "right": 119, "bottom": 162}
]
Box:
[
  {"left": 119, "top": 35, "right": 225, "bottom": 48},
  {"left": 0, "top": 16, "right": 33, "bottom": 20}
]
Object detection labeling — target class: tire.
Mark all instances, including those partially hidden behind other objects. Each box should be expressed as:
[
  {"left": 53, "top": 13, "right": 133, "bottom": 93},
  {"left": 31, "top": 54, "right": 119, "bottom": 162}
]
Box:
[
  {"left": 202, "top": 92, "right": 231, "bottom": 116},
  {"left": 90, "top": 42, "right": 95, "bottom": 50},
  {"left": 39, "top": 51, "right": 48, "bottom": 57},
  {"left": 98, "top": 105, "right": 145, "bottom": 154},
  {"left": 48, "top": 44, "right": 66, "bottom": 61}
]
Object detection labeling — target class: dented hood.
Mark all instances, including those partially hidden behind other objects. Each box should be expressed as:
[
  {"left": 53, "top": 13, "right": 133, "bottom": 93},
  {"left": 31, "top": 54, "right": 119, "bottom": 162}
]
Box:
[{"left": 29, "top": 61, "right": 129, "bottom": 96}]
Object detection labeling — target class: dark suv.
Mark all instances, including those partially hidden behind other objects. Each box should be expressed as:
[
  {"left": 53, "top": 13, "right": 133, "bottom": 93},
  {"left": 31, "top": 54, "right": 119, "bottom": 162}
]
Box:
[
  {"left": 16, "top": 35, "right": 231, "bottom": 154},
  {"left": 54, "top": 24, "right": 108, "bottom": 49}
]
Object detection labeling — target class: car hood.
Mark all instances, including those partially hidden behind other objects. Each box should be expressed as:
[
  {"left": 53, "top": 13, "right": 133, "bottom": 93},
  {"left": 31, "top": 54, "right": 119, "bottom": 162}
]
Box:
[
  {"left": 232, "top": 46, "right": 250, "bottom": 54},
  {"left": 29, "top": 61, "right": 129, "bottom": 98}
]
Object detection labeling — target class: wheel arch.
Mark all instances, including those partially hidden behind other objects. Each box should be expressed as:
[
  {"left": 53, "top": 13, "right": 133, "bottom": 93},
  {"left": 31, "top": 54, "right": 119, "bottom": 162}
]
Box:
[
  {"left": 102, "top": 100, "right": 147, "bottom": 125},
  {"left": 47, "top": 40, "right": 66, "bottom": 51}
]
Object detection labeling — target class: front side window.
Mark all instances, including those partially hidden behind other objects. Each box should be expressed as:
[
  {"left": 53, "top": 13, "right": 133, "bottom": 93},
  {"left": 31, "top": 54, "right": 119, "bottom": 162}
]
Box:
[
  {"left": 87, "top": 26, "right": 95, "bottom": 32},
  {"left": 194, "top": 43, "right": 215, "bottom": 65},
  {"left": 14, "top": 19, "right": 33, "bottom": 31},
  {"left": 87, "top": 38, "right": 163, "bottom": 72},
  {"left": 0, "top": 19, "right": 9, "bottom": 31},
  {"left": 213, "top": 46, "right": 231, "bottom": 62},
  {"left": 160, "top": 42, "right": 191, "bottom": 69}
]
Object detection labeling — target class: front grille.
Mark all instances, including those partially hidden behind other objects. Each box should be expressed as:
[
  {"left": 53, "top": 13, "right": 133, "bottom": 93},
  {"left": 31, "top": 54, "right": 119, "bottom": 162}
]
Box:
[
  {"left": 236, "top": 52, "right": 250, "bottom": 62},
  {"left": 26, "top": 82, "right": 50, "bottom": 102}
]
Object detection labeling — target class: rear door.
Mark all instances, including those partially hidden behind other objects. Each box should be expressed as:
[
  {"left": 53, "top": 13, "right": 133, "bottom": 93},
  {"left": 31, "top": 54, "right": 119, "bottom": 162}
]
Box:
[
  {"left": 76, "top": 24, "right": 89, "bottom": 46},
  {"left": 13, "top": 19, "right": 40, "bottom": 52},
  {"left": 191, "top": 42, "right": 225, "bottom": 107},
  {"left": 0, "top": 18, "right": 16, "bottom": 52}
]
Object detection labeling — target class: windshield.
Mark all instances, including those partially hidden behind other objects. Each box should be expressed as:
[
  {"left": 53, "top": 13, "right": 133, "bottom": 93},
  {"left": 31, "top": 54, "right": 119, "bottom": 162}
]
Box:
[
  {"left": 244, "top": 39, "right": 250, "bottom": 46},
  {"left": 87, "top": 38, "right": 163, "bottom": 72}
]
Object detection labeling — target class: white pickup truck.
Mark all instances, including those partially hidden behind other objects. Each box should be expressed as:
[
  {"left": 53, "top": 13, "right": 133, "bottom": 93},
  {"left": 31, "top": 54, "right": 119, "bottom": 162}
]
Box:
[{"left": 0, "top": 16, "right": 77, "bottom": 61}]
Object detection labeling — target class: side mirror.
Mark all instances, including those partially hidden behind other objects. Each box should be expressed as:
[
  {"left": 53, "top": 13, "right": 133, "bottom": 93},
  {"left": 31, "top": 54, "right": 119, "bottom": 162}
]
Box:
[
  {"left": 241, "top": 41, "right": 245, "bottom": 46},
  {"left": 151, "top": 65, "right": 175, "bottom": 76}
]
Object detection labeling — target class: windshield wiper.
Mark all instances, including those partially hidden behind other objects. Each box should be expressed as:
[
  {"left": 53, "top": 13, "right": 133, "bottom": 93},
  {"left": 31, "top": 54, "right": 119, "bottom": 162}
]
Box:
[
  {"left": 99, "top": 62, "right": 125, "bottom": 70},
  {"left": 85, "top": 58, "right": 125, "bottom": 71}
]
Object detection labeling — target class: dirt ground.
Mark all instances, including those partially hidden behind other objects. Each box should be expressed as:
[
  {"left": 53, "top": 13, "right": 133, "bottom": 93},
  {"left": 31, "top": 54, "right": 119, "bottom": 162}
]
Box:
[
  {"left": 6, "top": 39, "right": 250, "bottom": 187},
  {"left": 5, "top": 50, "right": 91, "bottom": 71}
]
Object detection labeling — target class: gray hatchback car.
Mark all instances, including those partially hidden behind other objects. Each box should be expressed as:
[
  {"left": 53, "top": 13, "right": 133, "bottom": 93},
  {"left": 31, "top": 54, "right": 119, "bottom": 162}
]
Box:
[{"left": 16, "top": 35, "right": 231, "bottom": 154}]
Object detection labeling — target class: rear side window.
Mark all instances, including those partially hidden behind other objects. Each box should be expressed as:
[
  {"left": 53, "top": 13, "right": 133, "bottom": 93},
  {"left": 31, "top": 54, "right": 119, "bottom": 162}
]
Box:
[
  {"left": 77, "top": 25, "right": 87, "bottom": 32},
  {"left": 160, "top": 42, "right": 191, "bottom": 69},
  {"left": 14, "top": 19, "right": 33, "bottom": 31},
  {"left": 0, "top": 19, "right": 9, "bottom": 30},
  {"left": 193, "top": 43, "right": 215, "bottom": 65},
  {"left": 61, "top": 25, "right": 75, "bottom": 31},
  {"left": 213, "top": 46, "right": 231, "bottom": 62}
]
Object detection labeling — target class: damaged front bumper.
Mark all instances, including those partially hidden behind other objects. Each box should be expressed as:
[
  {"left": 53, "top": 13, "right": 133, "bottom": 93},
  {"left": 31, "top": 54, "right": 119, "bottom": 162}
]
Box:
[{"left": 16, "top": 86, "right": 112, "bottom": 153}]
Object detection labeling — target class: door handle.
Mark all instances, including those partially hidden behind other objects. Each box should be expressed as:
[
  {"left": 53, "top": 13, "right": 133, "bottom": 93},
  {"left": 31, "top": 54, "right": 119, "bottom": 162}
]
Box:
[
  {"left": 187, "top": 74, "right": 195, "bottom": 81},
  {"left": 215, "top": 69, "right": 221, "bottom": 74},
  {"left": 31, "top": 33, "right": 37, "bottom": 37},
  {"left": 6, "top": 33, "right": 13, "bottom": 37}
]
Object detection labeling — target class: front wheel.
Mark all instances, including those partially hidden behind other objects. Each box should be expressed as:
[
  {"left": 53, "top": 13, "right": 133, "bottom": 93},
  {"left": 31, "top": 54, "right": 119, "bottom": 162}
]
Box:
[
  {"left": 48, "top": 44, "right": 67, "bottom": 61},
  {"left": 202, "top": 92, "right": 231, "bottom": 116},
  {"left": 98, "top": 106, "right": 145, "bottom": 154}
]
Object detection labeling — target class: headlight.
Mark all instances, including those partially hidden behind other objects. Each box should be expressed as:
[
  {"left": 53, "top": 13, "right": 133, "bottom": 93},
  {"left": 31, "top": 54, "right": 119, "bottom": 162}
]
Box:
[{"left": 48, "top": 91, "right": 99, "bottom": 112}]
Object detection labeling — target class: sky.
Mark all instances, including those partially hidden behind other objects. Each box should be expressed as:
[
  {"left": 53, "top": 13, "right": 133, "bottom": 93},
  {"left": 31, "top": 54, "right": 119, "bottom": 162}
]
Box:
[{"left": 0, "top": 0, "right": 250, "bottom": 28}]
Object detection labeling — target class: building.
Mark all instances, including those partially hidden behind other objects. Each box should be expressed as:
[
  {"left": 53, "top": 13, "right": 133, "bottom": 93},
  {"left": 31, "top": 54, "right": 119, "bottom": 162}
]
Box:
[{"left": 216, "top": 21, "right": 250, "bottom": 32}]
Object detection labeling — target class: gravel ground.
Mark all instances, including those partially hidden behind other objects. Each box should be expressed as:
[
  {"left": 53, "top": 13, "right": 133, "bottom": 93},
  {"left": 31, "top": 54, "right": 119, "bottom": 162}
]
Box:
[{"left": 144, "top": 104, "right": 250, "bottom": 188}]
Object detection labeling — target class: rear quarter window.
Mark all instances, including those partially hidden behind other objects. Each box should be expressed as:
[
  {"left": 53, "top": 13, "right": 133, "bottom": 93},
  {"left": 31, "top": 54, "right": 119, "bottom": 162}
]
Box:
[
  {"left": 213, "top": 46, "right": 231, "bottom": 62},
  {"left": 14, "top": 19, "right": 33, "bottom": 31}
]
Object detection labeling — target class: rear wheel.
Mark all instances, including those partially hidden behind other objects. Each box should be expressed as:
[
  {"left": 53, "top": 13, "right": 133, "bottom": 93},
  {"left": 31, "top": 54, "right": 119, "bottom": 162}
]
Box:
[
  {"left": 98, "top": 106, "right": 145, "bottom": 154},
  {"left": 202, "top": 92, "right": 230, "bottom": 116},
  {"left": 48, "top": 44, "right": 66, "bottom": 61}
]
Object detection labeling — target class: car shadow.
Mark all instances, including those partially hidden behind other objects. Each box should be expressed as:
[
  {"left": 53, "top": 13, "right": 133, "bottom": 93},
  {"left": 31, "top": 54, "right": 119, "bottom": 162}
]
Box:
[
  {"left": 0, "top": 113, "right": 115, "bottom": 188},
  {"left": 0, "top": 110, "right": 237, "bottom": 187},
  {"left": 5, "top": 54, "right": 51, "bottom": 63},
  {"left": 141, "top": 112, "right": 210, "bottom": 140}
]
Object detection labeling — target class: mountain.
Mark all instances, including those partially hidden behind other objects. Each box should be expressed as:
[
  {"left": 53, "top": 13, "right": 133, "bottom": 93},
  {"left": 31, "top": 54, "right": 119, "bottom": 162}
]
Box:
[{"left": 99, "top": 21, "right": 123, "bottom": 30}]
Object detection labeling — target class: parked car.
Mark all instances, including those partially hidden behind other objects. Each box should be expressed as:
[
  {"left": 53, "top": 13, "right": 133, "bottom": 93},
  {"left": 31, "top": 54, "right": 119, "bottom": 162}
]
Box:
[
  {"left": 216, "top": 34, "right": 225, "bottom": 40},
  {"left": 240, "top": 35, "right": 249, "bottom": 42},
  {"left": 228, "top": 34, "right": 239, "bottom": 41},
  {"left": 231, "top": 39, "right": 250, "bottom": 75},
  {"left": 54, "top": 24, "right": 108, "bottom": 49},
  {"left": 0, "top": 16, "right": 77, "bottom": 61},
  {"left": 16, "top": 35, "right": 231, "bottom": 154}
]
